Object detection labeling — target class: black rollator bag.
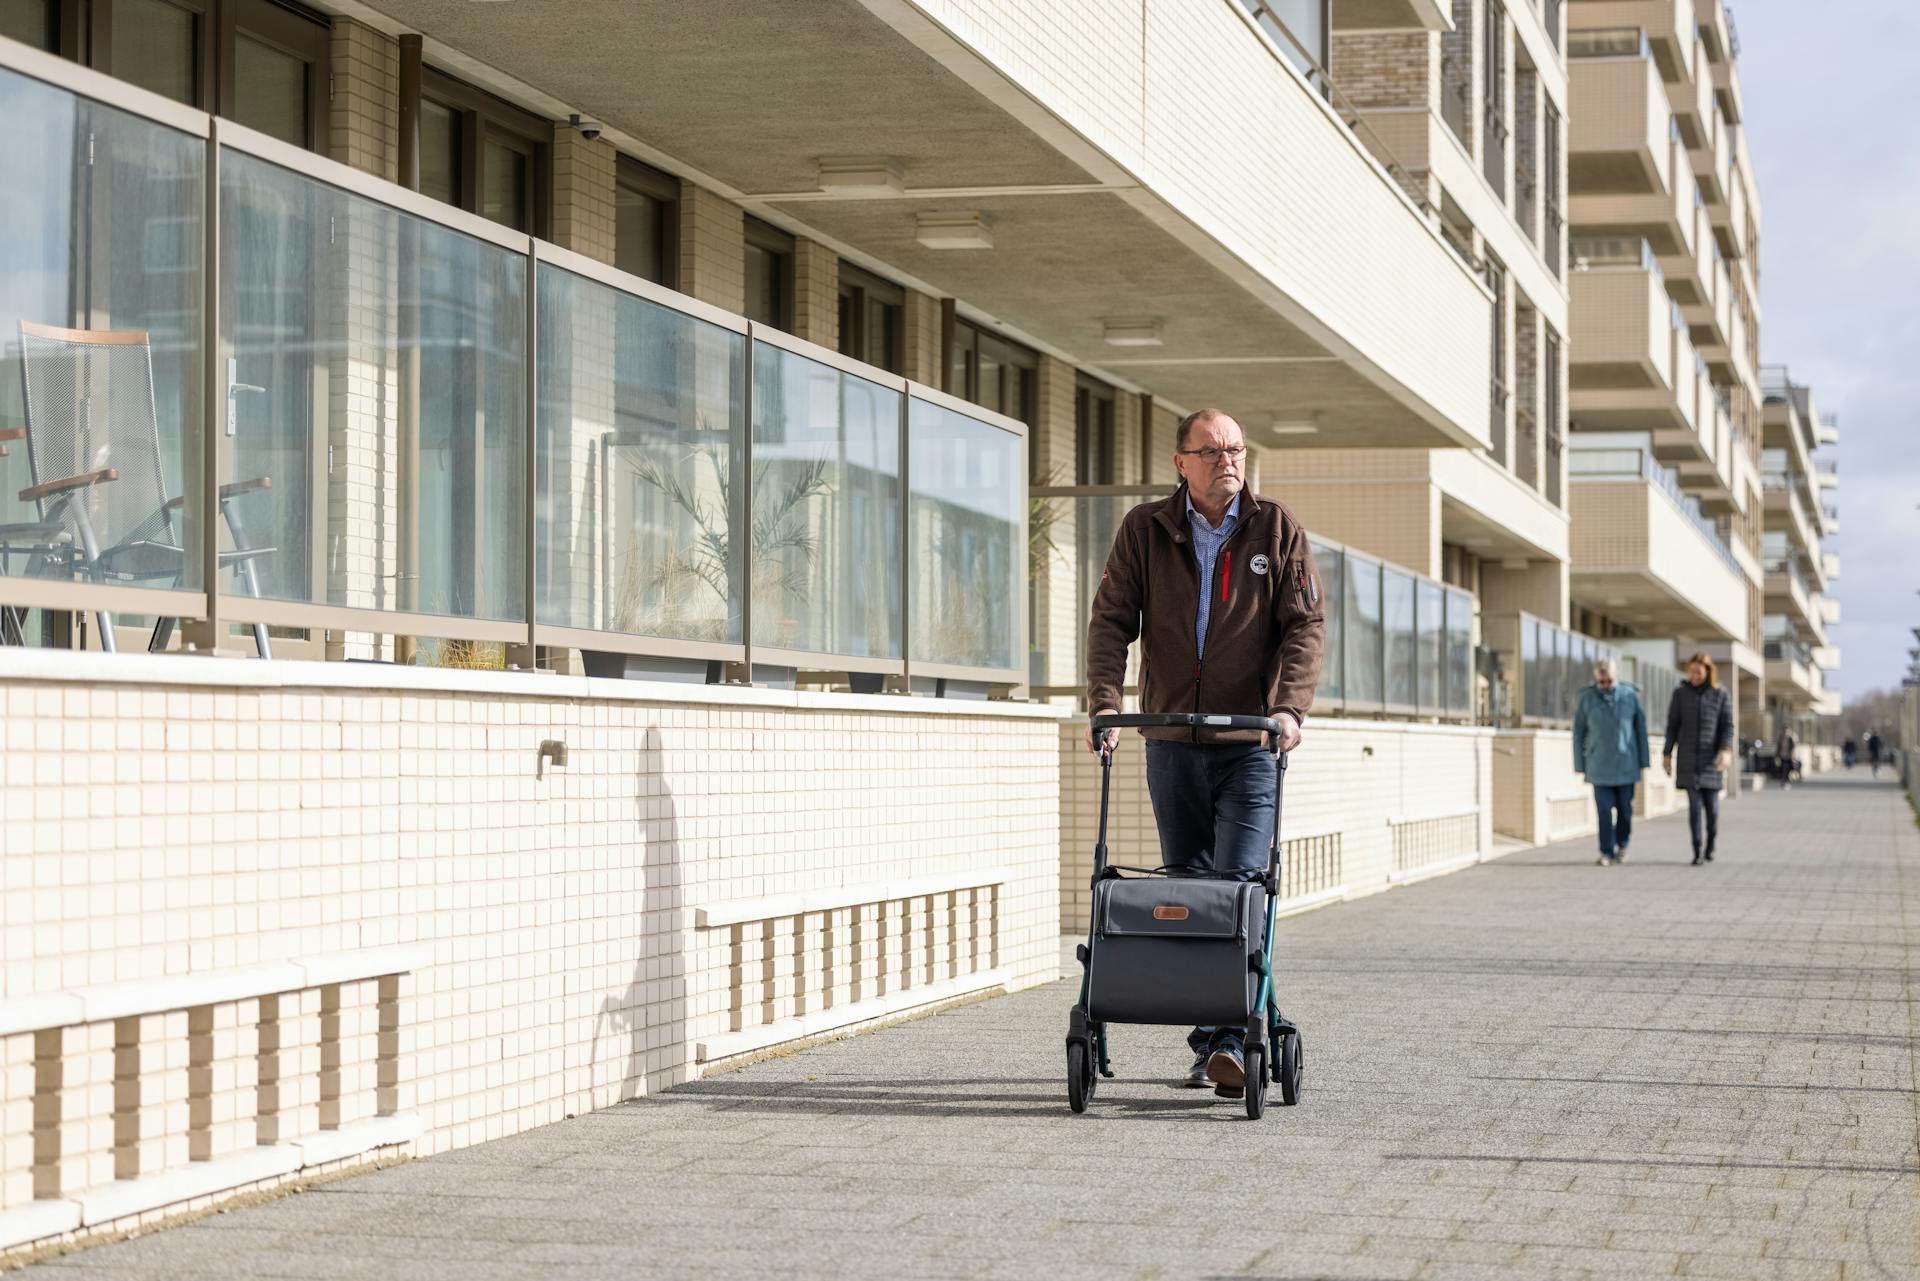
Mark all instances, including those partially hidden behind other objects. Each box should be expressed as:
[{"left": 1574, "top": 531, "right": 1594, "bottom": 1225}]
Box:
[{"left": 1064, "top": 712, "right": 1304, "bottom": 1119}]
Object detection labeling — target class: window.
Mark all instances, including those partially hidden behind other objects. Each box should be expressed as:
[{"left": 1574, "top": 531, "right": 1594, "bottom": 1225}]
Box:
[
  {"left": 419, "top": 68, "right": 550, "bottom": 237},
  {"left": 947, "top": 318, "right": 1035, "bottom": 424},
  {"left": 61, "top": 0, "right": 331, "bottom": 149},
  {"left": 1, "top": 0, "right": 59, "bottom": 49},
  {"left": 1074, "top": 375, "right": 1116, "bottom": 485},
  {"left": 743, "top": 217, "right": 793, "bottom": 331},
  {"left": 836, "top": 263, "right": 903, "bottom": 374},
  {"left": 614, "top": 156, "right": 678, "bottom": 288}
]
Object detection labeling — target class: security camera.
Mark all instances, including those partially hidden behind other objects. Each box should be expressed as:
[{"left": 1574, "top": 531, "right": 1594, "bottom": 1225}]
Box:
[{"left": 568, "top": 114, "right": 602, "bottom": 142}]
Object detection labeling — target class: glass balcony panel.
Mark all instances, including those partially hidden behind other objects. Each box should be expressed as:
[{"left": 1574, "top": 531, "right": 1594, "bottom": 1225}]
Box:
[
  {"left": 1383, "top": 566, "right": 1416, "bottom": 709},
  {"left": 0, "top": 66, "right": 206, "bottom": 614},
  {"left": 908, "top": 396, "right": 1021, "bottom": 672},
  {"left": 1346, "top": 555, "right": 1384, "bottom": 706},
  {"left": 1311, "top": 539, "right": 1343, "bottom": 702},
  {"left": 1416, "top": 578, "right": 1444, "bottom": 715},
  {"left": 1445, "top": 587, "right": 1474, "bottom": 717},
  {"left": 749, "top": 344, "right": 900, "bottom": 660},
  {"left": 221, "top": 148, "right": 527, "bottom": 624},
  {"left": 535, "top": 263, "right": 744, "bottom": 644}
]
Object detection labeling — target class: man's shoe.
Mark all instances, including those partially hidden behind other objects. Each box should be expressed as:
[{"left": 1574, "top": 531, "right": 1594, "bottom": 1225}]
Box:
[
  {"left": 1207, "top": 1046, "right": 1246, "bottom": 1099},
  {"left": 1596, "top": 854, "right": 1611, "bottom": 866},
  {"left": 1691, "top": 852, "right": 1703, "bottom": 866},
  {"left": 1181, "top": 1052, "right": 1214, "bottom": 1089},
  {"left": 1615, "top": 843, "right": 1628, "bottom": 863}
]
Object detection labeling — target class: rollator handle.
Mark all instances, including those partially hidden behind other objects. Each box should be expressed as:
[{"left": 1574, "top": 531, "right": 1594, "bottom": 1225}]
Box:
[{"left": 1090, "top": 712, "right": 1291, "bottom": 756}]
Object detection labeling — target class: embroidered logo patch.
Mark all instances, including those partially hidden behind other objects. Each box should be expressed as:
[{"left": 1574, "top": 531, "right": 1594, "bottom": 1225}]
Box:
[{"left": 1248, "top": 554, "right": 1270, "bottom": 576}]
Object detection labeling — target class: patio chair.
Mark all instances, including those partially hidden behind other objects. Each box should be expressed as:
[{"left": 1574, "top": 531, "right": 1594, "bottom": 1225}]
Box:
[{"left": 8, "top": 321, "right": 275, "bottom": 656}]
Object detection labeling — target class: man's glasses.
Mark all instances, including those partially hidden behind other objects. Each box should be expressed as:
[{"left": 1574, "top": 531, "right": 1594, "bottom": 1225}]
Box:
[{"left": 1177, "top": 445, "right": 1247, "bottom": 464}]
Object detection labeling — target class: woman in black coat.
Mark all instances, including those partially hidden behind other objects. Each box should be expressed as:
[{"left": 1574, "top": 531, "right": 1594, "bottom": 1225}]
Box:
[{"left": 1663, "top": 651, "right": 1735, "bottom": 864}]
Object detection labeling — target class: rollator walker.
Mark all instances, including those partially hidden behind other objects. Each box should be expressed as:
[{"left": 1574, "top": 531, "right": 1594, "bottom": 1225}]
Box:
[{"left": 1065, "top": 712, "right": 1303, "bottom": 1120}]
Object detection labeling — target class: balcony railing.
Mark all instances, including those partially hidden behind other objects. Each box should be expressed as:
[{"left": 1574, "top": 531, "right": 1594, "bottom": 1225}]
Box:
[
  {"left": 1027, "top": 487, "right": 1477, "bottom": 724},
  {"left": 0, "top": 49, "right": 1026, "bottom": 686},
  {"left": 1483, "top": 612, "right": 1620, "bottom": 728},
  {"left": 1568, "top": 27, "right": 1650, "bottom": 59}
]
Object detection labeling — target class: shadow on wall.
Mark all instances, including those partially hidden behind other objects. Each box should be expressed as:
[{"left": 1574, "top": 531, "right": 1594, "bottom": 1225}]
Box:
[{"left": 589, "top": 725, "right": 686, "bottom": 1102}]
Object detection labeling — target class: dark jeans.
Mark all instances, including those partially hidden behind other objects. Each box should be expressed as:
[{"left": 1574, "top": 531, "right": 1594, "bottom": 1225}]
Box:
[
  {"left": 1593, "top": 783, "right": 1635, "bottom": 858},
  {"left": 1144, "top": 740, "right": 1276, "bottom": 1057},
  {"left": 1686, "top": 786, "right": 1720, "bottom": 850}
]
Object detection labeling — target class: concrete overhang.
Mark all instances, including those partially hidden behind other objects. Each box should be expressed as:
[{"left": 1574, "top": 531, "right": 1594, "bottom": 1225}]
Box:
[
  {"left": 1431, "top": 450, "right": 1571, "bottom": 565},
  {"left": 344, "top": 0, "right": 1491, "bottom": 450},
  {"left": 1568, "top": 478, "right": 1745, "bottom": 642}
]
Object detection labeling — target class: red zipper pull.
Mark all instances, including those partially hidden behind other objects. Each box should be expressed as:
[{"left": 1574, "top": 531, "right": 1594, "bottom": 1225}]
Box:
[{"left": 1221, "top": 551, "right": 1231, "bottom": 603}]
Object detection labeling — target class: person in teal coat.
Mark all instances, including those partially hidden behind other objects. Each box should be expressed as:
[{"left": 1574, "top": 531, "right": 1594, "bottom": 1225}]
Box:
[{"left": 1572, "top": 657, "right": 1650, "bottom": 866}]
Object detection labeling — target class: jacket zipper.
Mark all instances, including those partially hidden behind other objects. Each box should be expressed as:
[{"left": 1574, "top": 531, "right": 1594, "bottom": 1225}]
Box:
[{"left": 1193, "top": 524, "right": 1252, "bottom": 741}]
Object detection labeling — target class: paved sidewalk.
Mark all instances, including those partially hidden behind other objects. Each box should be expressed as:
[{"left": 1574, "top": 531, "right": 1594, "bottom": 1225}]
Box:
[{"left": 24, "top": 773, "right": 1920, "bottom": 1280}]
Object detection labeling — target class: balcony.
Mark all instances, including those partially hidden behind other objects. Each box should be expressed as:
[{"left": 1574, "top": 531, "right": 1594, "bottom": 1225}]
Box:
[
  {"left": 1763, "top": 556, "right": 1825, "bottom": 643},
  {"left": 1823, "top": 551, "right": 1841, "bottom": 581},
  {"left": 1568, "top": 53, "right": 1674, "bottom": 197},
  {"left": 1762, "top": 474, "right": 1821, "bottom": 564},
  {"left": 1568, "top": 242, "right": 1672, "bottom": 391},
  {"left": 1567, "top": 444, "right": 1747, "bottom": 642},
  {"left": 1692, "top": 108, "right": 1732, "bottom": 208}
]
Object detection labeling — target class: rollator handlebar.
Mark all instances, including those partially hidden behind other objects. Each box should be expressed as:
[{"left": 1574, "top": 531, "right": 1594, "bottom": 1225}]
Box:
[{"left": 1090, "top": 712, "right": 1291, "bottom": 762}]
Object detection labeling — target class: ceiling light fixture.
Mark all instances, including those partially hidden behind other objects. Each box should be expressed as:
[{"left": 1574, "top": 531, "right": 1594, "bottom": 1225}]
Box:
[
  {"left": 817, "top": 158, "right": 904, "bottom": 198},
  {"left": 915, "top": 212, "right": 992, "bottom": 250},
  {"left": 1101, "top": 319, "right": 1163, "bottom": 348}
]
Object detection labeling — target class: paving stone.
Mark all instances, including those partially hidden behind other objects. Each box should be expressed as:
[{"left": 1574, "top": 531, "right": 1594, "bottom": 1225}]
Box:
[{"left": 21, "top": 773, "right": 1919, "bottom": 1280}]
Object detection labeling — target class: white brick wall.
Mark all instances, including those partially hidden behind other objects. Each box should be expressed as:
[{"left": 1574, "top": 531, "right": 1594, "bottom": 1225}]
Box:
[{"left": 0, "top": 651, "right": 1062, "bottom": 1246}]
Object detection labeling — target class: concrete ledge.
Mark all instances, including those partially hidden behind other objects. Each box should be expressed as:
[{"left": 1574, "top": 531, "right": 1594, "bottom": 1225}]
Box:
[
  {"left": 1274, "top": 886, "right": 1348, "bottom": 918},
  {"left": 0, "top": 648, "right": 1067, "bottom": 722},
  {"left": 0, "top": 1200, "right": 82, "bottom": 1254},
  {"left": 75, "top": 1145, "right": 303, "bottom": 1227},
  {"left": 293, "top": 1114, "right": 423, "bottom": 1166},
  {"left": 696, "top": 968, "right": 1010, "bottom": 1062},
  {"left": 0, "top": 945, "right": 433, "bottom": 1035},
  {"left": 1387, "top": 805, "right": 1480, "bottom": 825},
  {"left": 695, "top": 874, "right": 1008, "bottom": 929},
  {"left": 1388, "top": 853, "right": 1481, "bottom": 886}
]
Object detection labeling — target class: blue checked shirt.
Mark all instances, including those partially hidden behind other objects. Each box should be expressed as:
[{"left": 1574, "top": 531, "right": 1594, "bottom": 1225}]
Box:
[{"left": 1186, "top": 491, "right": 1241, "bottom": 661}]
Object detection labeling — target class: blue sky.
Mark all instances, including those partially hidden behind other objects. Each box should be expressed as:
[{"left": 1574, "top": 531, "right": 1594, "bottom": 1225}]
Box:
[{"left": 1734, "top": 1, "right": 1917, "bottom": 698}]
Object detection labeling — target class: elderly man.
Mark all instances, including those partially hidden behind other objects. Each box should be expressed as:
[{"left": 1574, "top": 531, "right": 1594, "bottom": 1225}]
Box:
[
  {"left": 1083, "top": 408, "right": 1325, "bottom": 1097},
  {"left": 1573, "top": 657, "right": 1650, "bottom": 866}
]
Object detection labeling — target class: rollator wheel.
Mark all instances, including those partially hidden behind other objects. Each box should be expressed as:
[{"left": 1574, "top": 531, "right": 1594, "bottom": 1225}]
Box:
[
  {"left": 1066, "top": 1042, "right": 1093, "bottom": 1113},
  {"left": 1243, "top": 1044, "right": 1267, "bottom": 1120},
  {"left": 1278, "top": 1029, "right": 1303, "bottom": 1107}
]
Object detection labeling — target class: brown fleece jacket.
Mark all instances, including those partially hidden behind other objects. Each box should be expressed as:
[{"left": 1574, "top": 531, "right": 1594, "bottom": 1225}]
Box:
[{"left": 1085, "top": 484, "right": 1325, "bottom": 744}]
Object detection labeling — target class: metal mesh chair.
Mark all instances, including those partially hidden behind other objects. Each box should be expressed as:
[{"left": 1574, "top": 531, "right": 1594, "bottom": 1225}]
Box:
[{"left": 8, "top": 321, "right": 275, "bottom": 655}]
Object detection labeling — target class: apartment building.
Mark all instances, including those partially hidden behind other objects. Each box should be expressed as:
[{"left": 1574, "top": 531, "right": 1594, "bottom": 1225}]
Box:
[
  {"left": 1560, "top": 0, "right": 1769, "bottom": 748},
  {"left": 1759, "top": 367, "right": 1842, "bottom": 753}
]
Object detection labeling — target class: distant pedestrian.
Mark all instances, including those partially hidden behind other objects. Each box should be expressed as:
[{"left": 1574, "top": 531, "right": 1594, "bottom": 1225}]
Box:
[
  {"left": 1663, "top": 652, "right": 1734, "bottom": 865},
  {"left": 1775, "top": 724, "right": 1799, "bottom": 787},
  {"left": 1842, "top": 737, "right": 1858, "bottom": 769},
  {"left": 1867, "top": 730, "right": 1886, "bottom": 778},
  {"left": 1574, "top": 658, "right": 1650, "bottom": 867}
]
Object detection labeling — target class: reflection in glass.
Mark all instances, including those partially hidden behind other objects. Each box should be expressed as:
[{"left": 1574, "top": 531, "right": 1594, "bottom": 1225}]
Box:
[
  {"left": 232, "top": 34, "right": 307, "bottom": 147},
  {"left": 481, "top": 138, "right": 529, "bottom": 232},
  {"left": 536, "top": 264, "right": 742, "bottom": 643},
  {"left": 744, "top": 242, "right": 783, "bottom": 329},
  {"left": 113, "top": 0, "right": 197, "bottom": 106},
  {"left": 909, "top": 398, "right": 1019, "bottom": 671},
  {"left": 749, "top": 345, "right": 899, "bottom": 659},
  {"left": 1445, "top": 588, "right": 1474, "bottom": 716},
  {"left": 1383, "top": 568, "right": 1416, "bottom": 707},
  {"left": 1416, "top": 578, "right": 1443, "bottom": 712},
  {"left": 0, "top": 66, "right": 205, "bottom": 631},
  {"left": 1311, "top": 541, "right": 1342, "bottom": 701},
  {"left": 220, "top": 148, "right": 526, "bottom": 625},
  {"left": 419, "top": 100, "right": 459, "bottom": 207},
  {"left": 614, "top": 182, "right": 665, "bottom": 285},
  {"left": 1, "top": 0, "right": 55, "bottom": 50},
  {"left": 1345, "top": 556, "right": 1382, "bottom": 704}
]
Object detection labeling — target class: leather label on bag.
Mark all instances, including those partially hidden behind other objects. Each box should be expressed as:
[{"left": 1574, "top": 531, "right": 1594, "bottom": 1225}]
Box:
[{"left": 1152, "top": 905, "right": 1189, "bottom": 921}]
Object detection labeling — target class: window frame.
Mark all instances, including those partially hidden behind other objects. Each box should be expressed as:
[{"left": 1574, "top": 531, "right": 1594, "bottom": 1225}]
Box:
[
  {"left": 80, "top": 0, "right": 330, "bottom": 149},
  {"left": 836, "top": 262, "right": 904, "bottom": 375},
  {"left": 612, "top": 154, "right": 679, "bottom": 290},
  {"left": 742, "top": 215, "right": 795, "bottom": 333},
  {"left": 419, "top": 66, "right": 552, "bottom": 239},
  {"left": 1074, "top": 373, "right": 1116, "bottom": 485}
]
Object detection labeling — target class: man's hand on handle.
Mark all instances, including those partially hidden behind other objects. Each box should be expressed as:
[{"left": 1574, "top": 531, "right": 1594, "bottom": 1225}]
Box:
[
  {"left": 1269, "top": 712, "right": 1302, "bottom": 753},
  {"left": 1085, "top": 708, "right": 1120, "bottom": 755}
]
